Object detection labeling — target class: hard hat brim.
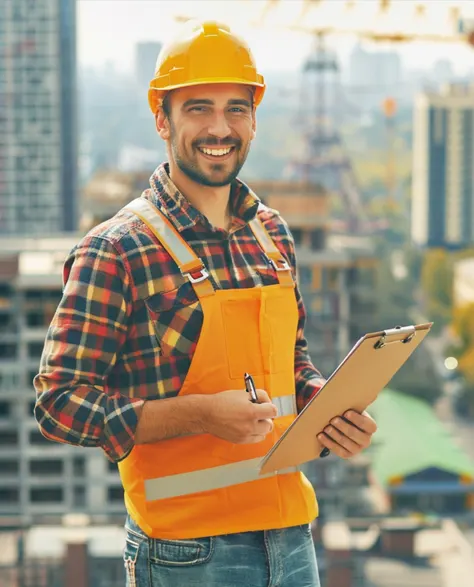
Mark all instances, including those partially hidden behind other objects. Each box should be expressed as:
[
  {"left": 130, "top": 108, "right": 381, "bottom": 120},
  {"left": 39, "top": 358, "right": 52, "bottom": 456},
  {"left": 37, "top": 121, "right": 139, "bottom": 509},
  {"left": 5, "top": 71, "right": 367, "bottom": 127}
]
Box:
[{"left": 148, "top": 79, "right": 265, "bottom": 114}]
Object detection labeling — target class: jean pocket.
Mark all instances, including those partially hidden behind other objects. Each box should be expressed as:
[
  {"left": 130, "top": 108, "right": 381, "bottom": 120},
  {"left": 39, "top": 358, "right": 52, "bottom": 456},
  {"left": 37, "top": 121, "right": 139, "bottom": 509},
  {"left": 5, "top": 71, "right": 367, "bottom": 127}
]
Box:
[
  {"left": 296, "top": 523, "right": 313, "bottom": 538},
  {"left": 123, "top": 535, "right": 143, "bottom": 587},
  {"left": 150, "top": 536, "right": 214, "bottom": 567}
]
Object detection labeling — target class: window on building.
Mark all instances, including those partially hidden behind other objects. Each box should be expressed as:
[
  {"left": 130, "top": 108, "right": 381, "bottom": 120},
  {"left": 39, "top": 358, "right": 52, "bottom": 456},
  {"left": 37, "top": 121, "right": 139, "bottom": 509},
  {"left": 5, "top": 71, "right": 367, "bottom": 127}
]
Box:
[
  {"left": 0, "top": 460, "right": 19, "bottom": 474},
  {"left": 73, "top": 486, "right": 86, "bottom": 508},
  {"left": 30, "top": 487, "right": 63, "bottom": 503},
  {"left": 108, "top": 486, "right": 124, "bottom": 502},
  {"left": 29, "top": 430, "right": 50, "bottom": 445},
  {"left": 0, "top": 488, "right": 19, "bottom": 503},
  {"left": 0, "top": 430, "right": 18, "bottom": 446},
  {"left": 291, "top": 228, "right": 303, "bottom": 246},
  {"left": 108, "top": 461, "right": 118, "bottom": 473},
  {"left": 0, "top": 314, "right": 16, "bottom": 333},
  {"left": 298, "top": 267, "right": 312, "bottom": 288},
  {"left": 29, "top": 459, "right": 63, "bottom": 476},
  {"left": 73, "top": 457, "right": 86, "bottom": 477},
  {"left": 0, "top": 344, "right": 17, "bottom": 359},
  {"left": 27, "top": 342, "right": 44, "bottom": 359},
  {"left": 0, "top": 401, "right": 11, "bottom": 418},
  {"left": 310, "top": 228, "right": 325, "bottom": 251}
]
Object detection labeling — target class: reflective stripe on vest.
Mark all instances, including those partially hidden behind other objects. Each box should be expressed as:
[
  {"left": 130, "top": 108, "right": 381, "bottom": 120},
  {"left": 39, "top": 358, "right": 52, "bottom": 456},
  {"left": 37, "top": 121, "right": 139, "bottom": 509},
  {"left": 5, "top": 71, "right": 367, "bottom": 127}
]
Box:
[
  {"left": 272, "top": 394, "right": 296, "bottom": 418},
  {"left": 143, "top": 395, "right": 297, "bottom": 501},
  {"left": 249, "top": 215, "right": 281, "bottom": 258},
  {"left": 144, "top": 457, "right": 299, "bottom": 501},
  {"left": 124, "top": 198, "right": 200, "bottom": 272},
  {"left": 249, "top": 210, "right": 294, "bottom": 287}
]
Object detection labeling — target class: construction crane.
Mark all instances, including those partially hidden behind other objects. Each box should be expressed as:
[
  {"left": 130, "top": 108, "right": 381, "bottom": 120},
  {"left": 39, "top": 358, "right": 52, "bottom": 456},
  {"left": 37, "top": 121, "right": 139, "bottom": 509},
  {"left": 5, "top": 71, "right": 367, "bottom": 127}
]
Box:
[{"left": 173, "top": 1, "right": 474, "bottom": 233}]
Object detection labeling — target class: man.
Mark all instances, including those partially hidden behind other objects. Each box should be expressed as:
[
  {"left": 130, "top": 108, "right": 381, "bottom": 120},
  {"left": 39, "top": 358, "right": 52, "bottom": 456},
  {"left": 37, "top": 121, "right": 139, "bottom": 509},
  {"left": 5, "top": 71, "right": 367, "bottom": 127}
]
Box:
[{"left": 34, "top": 20, "right": 376, "bottom": 587}]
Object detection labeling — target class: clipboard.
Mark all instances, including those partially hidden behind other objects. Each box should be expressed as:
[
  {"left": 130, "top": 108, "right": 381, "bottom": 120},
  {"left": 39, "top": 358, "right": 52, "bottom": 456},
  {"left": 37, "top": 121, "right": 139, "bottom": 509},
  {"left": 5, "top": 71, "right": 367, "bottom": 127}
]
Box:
[{"left": 259, "top": 323, "right": 433, "bottom": 475}]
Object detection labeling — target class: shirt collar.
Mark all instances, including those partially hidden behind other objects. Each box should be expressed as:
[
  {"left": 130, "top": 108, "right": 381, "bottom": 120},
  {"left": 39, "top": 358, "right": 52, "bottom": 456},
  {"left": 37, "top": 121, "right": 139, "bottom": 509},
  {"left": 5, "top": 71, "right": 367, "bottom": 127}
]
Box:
[{"left": 147, "top": 162, "right": 260, "bottom": 233}]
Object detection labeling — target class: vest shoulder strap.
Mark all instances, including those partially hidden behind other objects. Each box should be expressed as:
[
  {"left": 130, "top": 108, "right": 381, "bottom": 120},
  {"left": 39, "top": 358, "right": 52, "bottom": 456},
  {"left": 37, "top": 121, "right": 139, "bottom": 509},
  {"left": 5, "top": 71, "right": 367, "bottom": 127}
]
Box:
[
  {"left": 249, "top": 207, "right": 294, "bottom": 287},
  {"left": 124, "top": 198, "right": 214, "bottom": 296}
]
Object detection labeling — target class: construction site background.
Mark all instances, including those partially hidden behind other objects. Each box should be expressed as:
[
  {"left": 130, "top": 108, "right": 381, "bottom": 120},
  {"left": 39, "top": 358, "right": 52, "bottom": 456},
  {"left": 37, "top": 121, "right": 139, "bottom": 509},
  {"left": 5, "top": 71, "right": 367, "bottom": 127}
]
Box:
[{"left": 1, "top": 1, "right": 474, "bottom": 586}]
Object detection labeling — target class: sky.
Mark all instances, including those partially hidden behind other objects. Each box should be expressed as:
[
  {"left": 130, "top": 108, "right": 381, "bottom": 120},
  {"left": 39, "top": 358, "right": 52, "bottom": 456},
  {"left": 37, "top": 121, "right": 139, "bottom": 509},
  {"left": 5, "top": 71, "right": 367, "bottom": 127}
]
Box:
[{"left": 77, "top": 0, "right": 474, "bottom": 76}]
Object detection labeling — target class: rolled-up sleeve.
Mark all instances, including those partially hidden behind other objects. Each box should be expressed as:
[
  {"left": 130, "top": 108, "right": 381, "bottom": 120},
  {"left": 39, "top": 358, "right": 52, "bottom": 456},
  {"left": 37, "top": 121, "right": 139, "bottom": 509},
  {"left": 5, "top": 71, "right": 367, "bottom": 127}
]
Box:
[
  {"left": 293, "top": 283, "right": 327, "bottom": 413},
  {"left": 33, "top": 236, "right": 144, "bottom": 462}
]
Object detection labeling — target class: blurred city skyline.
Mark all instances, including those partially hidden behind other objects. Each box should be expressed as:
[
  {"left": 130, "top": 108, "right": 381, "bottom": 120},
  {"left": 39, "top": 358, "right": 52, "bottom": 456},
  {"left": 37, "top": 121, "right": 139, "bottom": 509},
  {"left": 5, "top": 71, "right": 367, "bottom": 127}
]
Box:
[{"left": 78, "top": 0, "right": 474, "bottom": 76}]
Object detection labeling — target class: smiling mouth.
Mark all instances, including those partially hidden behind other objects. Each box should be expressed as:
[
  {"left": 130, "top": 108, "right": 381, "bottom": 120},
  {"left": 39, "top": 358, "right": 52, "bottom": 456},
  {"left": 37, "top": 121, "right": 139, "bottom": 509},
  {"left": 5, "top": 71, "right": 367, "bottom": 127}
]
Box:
[{"left": 197, "top": 146, "right": 235, "bottom": 158}]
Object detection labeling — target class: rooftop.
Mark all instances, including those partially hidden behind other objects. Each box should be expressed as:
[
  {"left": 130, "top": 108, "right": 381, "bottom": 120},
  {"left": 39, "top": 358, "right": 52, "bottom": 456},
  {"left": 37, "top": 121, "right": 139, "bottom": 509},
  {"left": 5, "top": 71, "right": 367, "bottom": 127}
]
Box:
[{"left": 369, "top": 389, "right": 474, "bottom": 486}]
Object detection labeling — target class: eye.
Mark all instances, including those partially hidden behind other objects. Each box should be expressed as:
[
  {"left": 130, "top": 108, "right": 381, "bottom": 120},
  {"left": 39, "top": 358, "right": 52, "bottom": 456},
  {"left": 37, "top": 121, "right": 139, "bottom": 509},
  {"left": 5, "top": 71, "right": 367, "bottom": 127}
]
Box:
[
  {"left": 229, "top": 107, "right": 245, "bottom": 113},
  {"left": 189, "top": 106, "right": 208, "bottom": 113}
]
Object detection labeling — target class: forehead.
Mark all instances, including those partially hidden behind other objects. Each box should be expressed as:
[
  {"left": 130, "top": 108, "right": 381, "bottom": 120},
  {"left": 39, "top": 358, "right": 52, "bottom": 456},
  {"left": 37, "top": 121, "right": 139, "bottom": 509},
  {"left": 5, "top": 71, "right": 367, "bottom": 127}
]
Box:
[{"left": 171, "top": 83, "right": 253, "bottom": 106}]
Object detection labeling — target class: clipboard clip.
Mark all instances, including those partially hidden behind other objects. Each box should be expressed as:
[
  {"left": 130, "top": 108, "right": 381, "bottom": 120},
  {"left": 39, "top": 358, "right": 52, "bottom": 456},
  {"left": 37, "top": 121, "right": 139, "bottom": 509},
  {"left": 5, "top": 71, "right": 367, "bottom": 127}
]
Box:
[{"left": 374, "top": 325, "right": 416, "bottom": 349}]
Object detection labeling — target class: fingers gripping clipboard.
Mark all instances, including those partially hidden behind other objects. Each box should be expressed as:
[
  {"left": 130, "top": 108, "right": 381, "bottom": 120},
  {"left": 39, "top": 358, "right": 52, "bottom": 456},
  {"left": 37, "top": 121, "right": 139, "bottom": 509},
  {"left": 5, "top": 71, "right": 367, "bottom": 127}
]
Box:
[{"left": 259, "top": 323, "right": 433, "bottom": 475}]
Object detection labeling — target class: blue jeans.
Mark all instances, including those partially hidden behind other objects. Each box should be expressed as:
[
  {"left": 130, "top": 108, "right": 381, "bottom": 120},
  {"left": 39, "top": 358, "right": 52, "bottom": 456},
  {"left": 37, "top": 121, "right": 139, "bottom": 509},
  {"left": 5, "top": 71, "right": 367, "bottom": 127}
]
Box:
[{"left": 123, "top": 515, "right": 321, "bottom": 587}]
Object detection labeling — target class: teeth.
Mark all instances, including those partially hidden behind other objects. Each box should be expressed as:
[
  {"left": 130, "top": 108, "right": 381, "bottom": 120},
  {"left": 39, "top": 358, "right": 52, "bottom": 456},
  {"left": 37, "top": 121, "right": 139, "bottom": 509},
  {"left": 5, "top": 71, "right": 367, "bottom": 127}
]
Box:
[{"left": 200, "top": 147, "right": 232, "bottom": 156}]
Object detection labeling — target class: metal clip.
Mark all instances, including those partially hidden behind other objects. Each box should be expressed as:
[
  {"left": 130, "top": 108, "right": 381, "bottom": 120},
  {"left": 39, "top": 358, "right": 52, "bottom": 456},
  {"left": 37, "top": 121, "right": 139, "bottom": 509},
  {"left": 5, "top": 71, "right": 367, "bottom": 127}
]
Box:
[
  {"left": 269, "top": 258, "right": 291, "bottom": 272},
  {"left": 182, "top": 267, "right": 209, "bottom": 284},
  {"left": 374, "top": 325, "right": 416, "bottom": 349}
]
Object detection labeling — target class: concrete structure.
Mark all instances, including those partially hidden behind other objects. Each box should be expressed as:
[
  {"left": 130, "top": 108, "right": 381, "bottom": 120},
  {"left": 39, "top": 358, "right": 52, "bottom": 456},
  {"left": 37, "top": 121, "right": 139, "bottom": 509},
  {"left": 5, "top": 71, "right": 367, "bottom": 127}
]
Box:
[
  {"left": 412, "top": 84, "right": 474, "bottom": 249},
  {"left": 250, "top": 180, "right": 378, "bottom": 376},
  {"left": 0, "top": 238, "right": 125, "bottom": 526},
  {"left": 3, "top": 515, "right": 472, "bottom": 587},
  {"left": 319, "top": 517, "right": 474, "bottom": 587},
  {"left": 0, "top": 0, "right": 78, "bottom": 236}
]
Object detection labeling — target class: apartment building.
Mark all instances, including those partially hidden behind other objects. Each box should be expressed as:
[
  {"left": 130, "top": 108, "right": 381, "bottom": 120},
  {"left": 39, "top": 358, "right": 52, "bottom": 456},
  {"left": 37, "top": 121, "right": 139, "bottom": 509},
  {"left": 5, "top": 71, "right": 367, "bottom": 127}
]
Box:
[
  {"left": 0, "top": 0, "right": 78, "bottom": 236},
  {"left": 0, "top": 237, "right": 125, "bottom": 525},
  {"left": 412, "top": 83, "right": 474, "bottom": 249}
]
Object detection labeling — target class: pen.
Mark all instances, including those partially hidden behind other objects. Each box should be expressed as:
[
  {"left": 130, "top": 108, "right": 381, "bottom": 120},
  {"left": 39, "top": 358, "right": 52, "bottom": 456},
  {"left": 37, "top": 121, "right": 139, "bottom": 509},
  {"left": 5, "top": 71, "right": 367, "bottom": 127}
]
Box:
[{"left": 244, "top": 372, "right": 259, "bottom": 403}]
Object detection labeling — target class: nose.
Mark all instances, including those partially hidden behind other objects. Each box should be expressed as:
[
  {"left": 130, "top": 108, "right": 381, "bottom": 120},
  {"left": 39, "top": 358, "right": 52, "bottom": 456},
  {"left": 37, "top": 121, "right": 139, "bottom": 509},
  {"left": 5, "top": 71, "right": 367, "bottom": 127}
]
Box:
[{"left": 206, "top": 112, "right": 232, "bottom": 140}]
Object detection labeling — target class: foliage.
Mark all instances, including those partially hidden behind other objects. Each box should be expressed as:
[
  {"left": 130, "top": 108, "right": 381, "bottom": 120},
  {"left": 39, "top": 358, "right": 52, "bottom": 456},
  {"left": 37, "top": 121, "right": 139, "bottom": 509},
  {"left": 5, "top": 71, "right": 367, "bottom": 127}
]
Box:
[{"left": 420, "top": 249, "right": 454, "bottom": 334}]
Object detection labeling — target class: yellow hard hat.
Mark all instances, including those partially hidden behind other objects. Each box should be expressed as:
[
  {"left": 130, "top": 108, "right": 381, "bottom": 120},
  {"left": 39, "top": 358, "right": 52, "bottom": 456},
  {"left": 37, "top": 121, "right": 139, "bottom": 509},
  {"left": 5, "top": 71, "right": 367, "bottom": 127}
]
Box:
[{"left": 148, "top": 20, "right": 266, "bottom": 114}]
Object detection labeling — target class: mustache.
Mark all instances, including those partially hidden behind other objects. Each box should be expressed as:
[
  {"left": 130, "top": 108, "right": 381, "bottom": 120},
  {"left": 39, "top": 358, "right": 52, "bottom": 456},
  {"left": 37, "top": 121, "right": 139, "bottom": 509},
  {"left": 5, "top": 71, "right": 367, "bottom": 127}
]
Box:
[{"left": 194, "top": 138, "right": 240, "bottom": 148}]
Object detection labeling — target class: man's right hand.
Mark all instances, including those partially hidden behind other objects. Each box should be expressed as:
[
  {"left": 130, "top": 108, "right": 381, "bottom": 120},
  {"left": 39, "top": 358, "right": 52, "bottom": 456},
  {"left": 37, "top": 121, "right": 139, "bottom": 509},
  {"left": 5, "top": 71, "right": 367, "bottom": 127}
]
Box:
[{"left": 201, "top": 389, "right": 278, "bottom": 444}]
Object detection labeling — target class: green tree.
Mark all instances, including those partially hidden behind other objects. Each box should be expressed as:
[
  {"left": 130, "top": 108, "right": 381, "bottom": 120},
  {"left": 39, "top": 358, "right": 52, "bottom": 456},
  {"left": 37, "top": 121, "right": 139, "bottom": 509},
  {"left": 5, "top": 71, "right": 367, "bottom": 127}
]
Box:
[{"left": 420, "top": 249, "right": 453, "bottom": 333}]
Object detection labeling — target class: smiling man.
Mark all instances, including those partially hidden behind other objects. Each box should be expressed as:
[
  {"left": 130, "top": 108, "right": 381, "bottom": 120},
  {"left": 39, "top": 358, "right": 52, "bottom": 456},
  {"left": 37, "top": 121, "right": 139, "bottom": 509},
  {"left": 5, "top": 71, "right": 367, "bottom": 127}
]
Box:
[{"left": 34, "top": 20, "right": 377, "bottom": 587}]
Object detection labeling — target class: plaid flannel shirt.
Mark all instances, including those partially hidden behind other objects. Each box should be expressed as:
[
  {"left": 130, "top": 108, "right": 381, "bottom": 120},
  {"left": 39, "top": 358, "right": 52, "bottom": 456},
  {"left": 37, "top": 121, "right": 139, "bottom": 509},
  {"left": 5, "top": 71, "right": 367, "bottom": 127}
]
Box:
[{"left": 34, "top": 163, "right": 325, "bottom": 462}]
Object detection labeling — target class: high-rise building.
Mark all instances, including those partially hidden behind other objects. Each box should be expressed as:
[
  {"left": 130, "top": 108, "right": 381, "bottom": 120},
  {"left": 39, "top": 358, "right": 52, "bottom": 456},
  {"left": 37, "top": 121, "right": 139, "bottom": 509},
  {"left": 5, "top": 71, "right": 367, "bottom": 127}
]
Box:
[
  {"left": 135, "top": 41, "right": 162, "bottom": 89},
  {"left": 412, "top": 84, "right": 474, "bottom": 249},
  {"left": 348, "top": 44, "right": 402, "bottom": 91},
  {"left": 0, "top": 0, "right": 78, "bottom": 236}
]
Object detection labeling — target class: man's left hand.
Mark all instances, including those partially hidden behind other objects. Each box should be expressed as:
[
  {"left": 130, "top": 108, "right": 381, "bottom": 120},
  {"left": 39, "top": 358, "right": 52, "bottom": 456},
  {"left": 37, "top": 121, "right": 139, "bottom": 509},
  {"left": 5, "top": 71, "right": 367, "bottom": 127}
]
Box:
[{"left": 317, "top": 410, "right": 377, "bottom": 459}]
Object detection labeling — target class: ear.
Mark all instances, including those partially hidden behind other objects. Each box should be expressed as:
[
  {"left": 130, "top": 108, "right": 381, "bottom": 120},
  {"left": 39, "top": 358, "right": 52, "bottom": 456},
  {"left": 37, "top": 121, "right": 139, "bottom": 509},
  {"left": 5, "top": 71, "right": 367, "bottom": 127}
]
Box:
[{"left": 155, "top": 108, "right": 170, "bottom": 140}]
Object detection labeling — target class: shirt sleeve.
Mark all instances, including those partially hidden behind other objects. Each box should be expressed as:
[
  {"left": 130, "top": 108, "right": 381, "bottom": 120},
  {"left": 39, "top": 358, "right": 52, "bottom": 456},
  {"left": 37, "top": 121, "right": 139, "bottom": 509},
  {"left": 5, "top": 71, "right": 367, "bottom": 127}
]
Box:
[
  {"left": 33, "top": 236, "right": 144, "bottom": 462},
  {"left": 260, "top": 208, "right": 327, "bottom": 413}
]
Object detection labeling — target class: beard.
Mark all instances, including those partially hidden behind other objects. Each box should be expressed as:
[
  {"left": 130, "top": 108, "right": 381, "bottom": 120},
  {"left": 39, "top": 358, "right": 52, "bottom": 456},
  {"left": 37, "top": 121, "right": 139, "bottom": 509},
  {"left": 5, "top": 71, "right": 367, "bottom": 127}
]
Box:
[{"left": 170, "top": 127, "right": 249, "bottom": 188}]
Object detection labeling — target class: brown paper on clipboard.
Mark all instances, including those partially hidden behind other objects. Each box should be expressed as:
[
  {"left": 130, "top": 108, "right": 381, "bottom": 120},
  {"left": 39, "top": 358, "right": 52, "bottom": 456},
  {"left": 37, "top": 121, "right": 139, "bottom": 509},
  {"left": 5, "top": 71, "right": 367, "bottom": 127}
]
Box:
[{"left": 259, "top": 323, "right": 433, "bottom": 475}]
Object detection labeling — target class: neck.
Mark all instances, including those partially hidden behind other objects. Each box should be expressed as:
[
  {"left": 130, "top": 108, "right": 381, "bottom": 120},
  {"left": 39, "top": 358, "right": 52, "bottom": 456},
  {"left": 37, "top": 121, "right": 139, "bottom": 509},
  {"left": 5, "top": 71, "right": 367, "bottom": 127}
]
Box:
[{"left": 169, "top": 161, "right": 232, "bottom": 230}]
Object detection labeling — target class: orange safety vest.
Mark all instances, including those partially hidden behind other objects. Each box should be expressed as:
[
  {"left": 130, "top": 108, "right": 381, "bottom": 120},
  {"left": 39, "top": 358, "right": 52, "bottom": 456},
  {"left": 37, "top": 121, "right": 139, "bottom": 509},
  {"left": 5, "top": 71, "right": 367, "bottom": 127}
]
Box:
[{"left": 118, "top": 197, "right": 318, "bottom": 539}]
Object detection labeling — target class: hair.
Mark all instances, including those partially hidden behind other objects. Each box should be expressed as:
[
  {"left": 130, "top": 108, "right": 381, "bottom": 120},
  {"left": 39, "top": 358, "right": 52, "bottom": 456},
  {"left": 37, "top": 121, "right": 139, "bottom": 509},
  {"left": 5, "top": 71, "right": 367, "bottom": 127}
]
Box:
[{"left": 161, "top": 93, "right": 171, "bottom": 119}]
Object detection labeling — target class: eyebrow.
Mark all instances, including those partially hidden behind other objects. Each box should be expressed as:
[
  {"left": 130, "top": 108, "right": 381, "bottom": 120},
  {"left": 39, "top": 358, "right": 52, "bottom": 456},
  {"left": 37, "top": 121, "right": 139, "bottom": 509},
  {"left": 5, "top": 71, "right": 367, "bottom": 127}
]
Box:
[{"left": 182, "top": 98, "right": 252, "bottom": 109}]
